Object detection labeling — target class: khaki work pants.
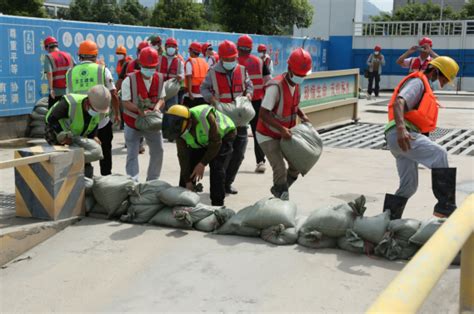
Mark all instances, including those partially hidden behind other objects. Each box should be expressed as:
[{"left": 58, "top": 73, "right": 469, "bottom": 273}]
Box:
[{"left": 259, "top": 138, "right": 299, "bottom": 186}]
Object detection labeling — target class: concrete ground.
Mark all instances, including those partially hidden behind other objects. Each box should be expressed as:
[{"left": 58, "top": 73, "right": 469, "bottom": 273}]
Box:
[{"left": 0, "top": 94, "right": 473, "bottom": 312}]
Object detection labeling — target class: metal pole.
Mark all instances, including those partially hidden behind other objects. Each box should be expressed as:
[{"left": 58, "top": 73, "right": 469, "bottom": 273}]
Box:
[
  {"left": 440, "top": 0, "right": 444, "bottom": 21},
  {"left": 460, "top": 233, "right": 474, "bottom": 312}
]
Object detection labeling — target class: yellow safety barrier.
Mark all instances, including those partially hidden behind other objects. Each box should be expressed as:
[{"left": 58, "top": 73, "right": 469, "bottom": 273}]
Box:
[{"left": 367, "top": 194, "right": 474, "bottom": 314}]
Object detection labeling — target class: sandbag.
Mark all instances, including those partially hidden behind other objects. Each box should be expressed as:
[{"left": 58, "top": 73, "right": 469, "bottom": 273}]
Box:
[
  {"left": 337, "top": 229, "right": 374, "bottom": 255},
  {"left": 194, "top": 206, "right": 236, "bottom": 233},
  {"left": 388, "top": 218, "right": 421, "bottom": 241},
  {"left": 135, "top": 111, "right": 163, "bottom": 131},
  {"left": 90, "top": 202, "right": 108, "bottom": 214},
  {"left": 280, "top": 122, "right": 323, "bottom": 176},
  {"left": 260, "top": 216, "right": 306, "bottom": 245},
  {"left": 375, "top": 236, "right": 419, "bottom": 261},
  {"left": 216, "top": 96, "right": 255, "bottom": 127},
  {"left": 298, "top": 225, "right": 338, "bottom": 249},
  {"left": 158, "top": 186, "right": 200, "bottom": 207},
  {"left": 84, "top": 177, "right": 94, "bottom": 196},
  {"left": 71, "top": 137, "right": 103, "bottom": 163},
  {"left": 149, "top": 207, "right": 193, "bottom": 229},
  {"left": 85, "top": 195, "right": 96, "bottom": 213},
  {"left": 353, "top": 211, "right": 391, "bottom": 244},
  {"left": 128, "top": 180, "right": 171, "bottom": 205},
  {"left": 215, "top": 206, "right": 261, "bottom": 237},
  {"left": 34, "top": 97, "right": 48, "bottom": 109},
  {"left": 31, "top": 111, "right": 46, "bottom": 121},
  {"left": 409, "top": 217, "right": 446, "bottom": 246},
  {"left": 164, "top": 78, "right": 180, "bottom": 101},
  {"left": 302, "top": 202, "right": 356, "bottom": 238},
  {"left": 29, "top": 126, "right": 45, "bottom": 138},
  {"left": 120, "top": 202, "right": 165, "bottom": 224},
  {"left": 92, "top": 174, "right": 135, "bottom": 217},
  {"left": 34, "top": 106, "right": 49, "bottom": 115},
  {"left": 241, "top": 197, "right": 297, "bottom": 229},
  {"left": 30, "top": 119, "right": 46, "bottom": 127}
]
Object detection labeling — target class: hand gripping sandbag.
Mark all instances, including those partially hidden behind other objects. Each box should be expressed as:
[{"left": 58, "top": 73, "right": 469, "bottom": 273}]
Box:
[
  {"left": 194, "top": 206, "right": 236, "bottom": 233},
  {"left": 164, "top": 78, "right": 180, "bottom": 101},
  {"left": 215, "top": 206, "right": 261, "bottom": 237},
  {"left": 242, "top": 197, "right": 297, "bottom": 230},
  {"left": 409, "top": 217, "right": 446, "bottom": 246},
  {"left": 92, "top": 174, "right": 135, "bottom": 218},
  {"left": 158, "top": 186, "right": 200, "bottom": 207},
  {"left": 216, "top": 96, "right": 255, "bottom": 127},
  {"left": 280, "top": 122, "right": 323, "bottom": 176},
  {"left": 71, "top": 137, "right": 104, "bottom": 163},
  {"left": 135, "top": 111, "right": 163, "bottom": 131}
]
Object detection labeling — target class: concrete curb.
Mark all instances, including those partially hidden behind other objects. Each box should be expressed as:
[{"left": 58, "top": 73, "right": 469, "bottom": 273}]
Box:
[{"left": 0, "top": 216, "right": 81, "bottom": 266}]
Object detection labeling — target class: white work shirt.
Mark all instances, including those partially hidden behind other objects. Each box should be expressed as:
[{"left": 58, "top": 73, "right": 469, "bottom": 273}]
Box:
[
  {"left": 121, "top": 75, "right": 166, "bottom": 102},
  {"left": 256, "top": 83, "right": 296, "bottom": 144},
  {"left": 183, "top": 61, "right": 203, "bottom": 98}
]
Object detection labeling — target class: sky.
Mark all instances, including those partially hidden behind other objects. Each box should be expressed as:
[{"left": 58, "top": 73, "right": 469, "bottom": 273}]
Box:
[{"left": 370, "top": 0, "right": 394, "bottom": 13}]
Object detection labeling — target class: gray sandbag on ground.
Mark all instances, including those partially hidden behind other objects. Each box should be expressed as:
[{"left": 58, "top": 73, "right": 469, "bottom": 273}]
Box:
[
  {"left": 194, "top": 206, "right": 236, "bottom": 233},
  {"left": 164, "top": 78, "right": 180, "bottom": 101},
  {"left": 215, "top": 206, "right": 261, "bottom": 237},
  {"left": 409, "top": 217, "right": 446, "bottom": 246},
  {"left": 261, "top": 216, "right": 306, "bottom": 246},
  {"left": 29, "top": 126, "right": 45, "bottom": 138},
  {"left": 30, "top": 119, "right": 46, "bottom": 127},
  {"left": 84, "top": 177, "right": 94, "bottom": 196},
  {"left": 337, "top": 229, "right": 374, "bottom": 255},
  {"left": 158, "top": 186, "right": 200, "bottom": 207},
  {"left": 374, "top": 218, "right": 422, "bottom": 260},
  {"left": 298, "top": 229, "right": 338, "bottom": 249},
  {"left": 71, "top": 137, "right": 103, "bottom": 163},
  {"left": 303, "top": 202, "right": 356, "bottom": 238},
  {"left": 120, "top": 202, "right": 165, "bottom": 224},
  {"left": 216, "top": 96, "right": 255, "bottom": 127},
  {"left": 30, "top": 110, "right": 46, "bottom": 121},
  {"left": 128, "top": 180, "right": 171, "bottom": 205},
  {"left": 85, "top": 195, "right": 96, "bottom": 213},
  {"left": 92, "top": 174, "right": 135, "bottom": 218},
  {"left": 149, "top": 207, "right": 193, "bottom": 229},
  {"left": 242, "top": 197, "right": 297, "bottom": 229},
  {"left": 353, "top": 211, "right": 391, "bottom": 244},
  {"left": 280, "top": 122, "right": 323, "bottom": 176},
  {"left": 388, "top": 219, "right": 421, "bottom": 241},
  {"left": 135, "top": 111, "right": 163, "bottom": 131}
]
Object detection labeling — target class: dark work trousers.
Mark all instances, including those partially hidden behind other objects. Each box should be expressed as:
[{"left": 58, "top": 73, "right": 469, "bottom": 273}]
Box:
[
  {"left": 98, "top": 120, "right": 113, "bottom": 176},
  {"left": 179, "top": 140, "right": 233, "bottom": 206},
  {"left": 183, "top": 96, "right": 207, "bottom": 108},
  {"left": 48, "top": 94, "right": 63, "bottom": 109},
  {"left": 367, "top": 71, "right": 381, "bottom": 97},
  {"left": 249, "top": 99, "right": 266, "bottom": 164},
  {"left": 224, "top": 126, "right": 248, "bottom": 189}
]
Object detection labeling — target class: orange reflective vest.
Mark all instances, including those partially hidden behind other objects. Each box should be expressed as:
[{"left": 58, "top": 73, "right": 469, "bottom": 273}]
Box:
[
  {"left": 209, "top": 65, "right": 246, "bottom": 103},
  {"left": 46, "top": 51, "right": 73, "bottom": 89},
  {"left": 238, "top": 54, "right": 264, "bottom": 101},
  {"left": 116, "top": 56, "right": 132, "bottom": 76},
  {"left": 388, "top": 71, "right": 438, "bottom": 133},
  {"left": 184, "top": 57, "right": 209, "bottom": 94},
  {"left": 256, "top": 74, "right": 300, "bottom": 139}
]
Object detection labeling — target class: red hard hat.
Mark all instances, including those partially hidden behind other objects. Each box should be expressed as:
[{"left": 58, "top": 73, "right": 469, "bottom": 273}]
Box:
[
  {"left": 189, "top": 42, "right": 202, "bottom": 54},
  {"left": 139, "top": 47, "right": 159, "bottom": 67},
  {"left": 374, "top": 45, "right": 382, "bottom": 51},
  {"left": 257, "top": 44, "right": 267, "bottom": 52},
  {"left": 137, "top": 41, "right": 150, "bottom": 53},
  {"left": 237, "top": 35, "right": 253, "bottom": 48},
  {"left": 201, "top": 43, "right": 212, "bottom": 55},
  {"left": 218, "top": 40, "right": 238, "bottom": 58},
  {"left": 44, "top": 36, "right": 58, "bottom": 48},
  {"left": 419, "top": 37, "right": 433, "bottom": 47},
  {"left": 165, "top": 37, "right": 178, "bottom": 47},
  {"left": 287, "top": 48, "right": 312, "bottom": 76}
]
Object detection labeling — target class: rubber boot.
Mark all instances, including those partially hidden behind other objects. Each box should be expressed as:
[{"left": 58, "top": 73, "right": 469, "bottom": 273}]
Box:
[
  {"left": 432, "top": 167, "right": 457, "bottom": 218},
  {"left": 383, "top": 193, "right": 408, "bottom": 220},
  {"left": 287, "top": 175, "right": 298, "bottom": 188}
]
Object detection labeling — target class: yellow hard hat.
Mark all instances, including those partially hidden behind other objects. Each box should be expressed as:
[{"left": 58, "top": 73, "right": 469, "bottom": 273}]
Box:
[
  {"left": 167, "top": 105, "right": 190, "bottom": 119},
  {"left": 163, "top": 105, "right": 190, "bottom": 140},
  {"left": 429, "top": 56, "right": 459, "bottom": 83}
]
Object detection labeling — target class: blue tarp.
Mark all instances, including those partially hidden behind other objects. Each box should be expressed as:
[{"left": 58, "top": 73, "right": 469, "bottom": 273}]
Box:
[{"left": 0, "top": 15, "right": 328, "bottom": 117}]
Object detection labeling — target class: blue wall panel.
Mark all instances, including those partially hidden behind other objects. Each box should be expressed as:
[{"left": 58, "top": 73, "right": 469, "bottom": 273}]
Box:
[{"left": 328, "top": 36, "right": 353, "bottom": 70}]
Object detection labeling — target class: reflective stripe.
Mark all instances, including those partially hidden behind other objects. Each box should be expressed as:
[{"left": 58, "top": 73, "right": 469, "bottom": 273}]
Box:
[
  {"left": 64, "top": 94, "right": 78, "bottom": 129},
  {"left": 249, "top": 74, "right": 261, "bottom": 79},
  {"left": 124, "top": 109, "right": 138, "bottom": 119},
  {"left": 130, "top": 72, "right": 138, "bottom": 104},
  {"left": 46, "top": 55, "right": 57, "bottom": 71},
  {"left": 219, "top": 93, "right": 232, "bottom": 99},
  {"left": 253, "top": 84, "right": 264, "bottom": 89},
  {"left": 97, "top": 65, "right": 104, "bottom": 85},
  {"left": 54, "top": 75, "right": 66, "bottom": 79},
  {"left": 66, "top": 70, "right": 73, "bottom": 91},
  {"left": 216, "top": 111, "right": 231, "bottom": 131},
  {"left": 198, "top": 107, "right": 212, "bottom": 135},
  {"left": 157, "top": 73, "right": 164, "bottom": 99},
  {"left": 276, "top": 83, "right": 285, "bottom": 116}
]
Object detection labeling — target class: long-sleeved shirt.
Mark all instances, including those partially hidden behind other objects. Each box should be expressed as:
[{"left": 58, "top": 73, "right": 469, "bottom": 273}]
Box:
[
  {"left": 366, "top": 53, "right": 386, "bottom": 75},
  {"left": 200, "top": 62, "right": 254, "bottom": 103},
  {"left": 177, "top": 111, "right": 236, "bottom": 183}
]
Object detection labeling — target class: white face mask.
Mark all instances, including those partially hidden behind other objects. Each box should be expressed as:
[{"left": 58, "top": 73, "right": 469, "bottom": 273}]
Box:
[
  {"left": 88, "top": 108, "right": 99, "bottom": 117},
  {"left": 374, "top": 51, "right": 380, "bottom": 55},
  {"left": 222, "top": 60, "right": 237, "bottom": 71},
  {"left": 259, "top": 52, "right": 265, "bottom": 58},
  {"left": 166, "top": 47, "right": 176, "bottom": 56},
  {"left": 117, "top": 54, "right": 125, "bottom": 60},
  {"left": 152, "top": 45, "right": 160, "bottom": 51},
  {"left": 289, "top": 73, "right": 305, "bottom": 85},
  {"left": 141, "top": 67, "right": 155, "bottom": 78}
]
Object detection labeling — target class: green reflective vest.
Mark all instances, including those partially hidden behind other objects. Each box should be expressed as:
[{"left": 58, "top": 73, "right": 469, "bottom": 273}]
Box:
[
  {"left": 181, "top": 105, "right": 235, "bottom": 149},
  {"left": 66, "top": 62, "right": 105, "bottom": 94},
  {"left": 46, "top": 94, "right": 100, "bottom": 137}
]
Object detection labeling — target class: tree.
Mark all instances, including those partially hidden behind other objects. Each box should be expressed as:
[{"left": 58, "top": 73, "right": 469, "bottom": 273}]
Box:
[
  {"left": 211, "top": 0, "right": 313, "bottom": 35},
  {"left": 68, "top": 0, "right": 96, "bottom": 22},
  {"left": 149, "top": 0, "right": 206, "bottom": 30},
  {"left": 0, "top": 0, "right": 48, "bottom": 18},
  {"left": 119, "top": 0, "right": 151, "bottom": 26},
  {"left": 459, "top": 0, "right": 474, "bottom": 19},
  {"left": 370, "top": 1, "right": 458, "bottom": 22}
]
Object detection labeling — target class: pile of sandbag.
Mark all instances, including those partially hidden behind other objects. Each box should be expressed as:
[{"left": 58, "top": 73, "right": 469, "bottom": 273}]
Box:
[
  {"left": 280, "top": 122, "right": 323, "bottom": 176},
  {"left": 90, "top": 174, "right": 136, "bottom": 218},
  {"left": 28, "top": 97, "right": 48, "bottom": 138},
  {"left": 71, "top": 137, "right": 103, "bottom": 163},
  {"left": 216, "top": 96, "right": 255, "bottom": 127}
]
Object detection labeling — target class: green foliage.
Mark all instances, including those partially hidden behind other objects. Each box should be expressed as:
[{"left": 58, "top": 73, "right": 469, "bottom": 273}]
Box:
[
  {"left": 0, "top": 0, "right": 48, "bottom": 18},
  {"left": 118, "top": 0, "right": 151, "bottom": 26},
  {"left": 370, "top": 0, "right": 461, "bottom": 21},
  {"left": 211, "top": 0, "right": 313, "bottom": 35},
  {"left": 149, "top": 0, "right": 207, "bottom": 30},
  {"left": 458, "top": 0, "right": 474, "bottom": 19}
]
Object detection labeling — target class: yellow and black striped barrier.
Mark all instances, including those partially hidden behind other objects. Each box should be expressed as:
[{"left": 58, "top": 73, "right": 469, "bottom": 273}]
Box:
[{"left": 14, "top": 145, "right": 85, "bottom": 220}]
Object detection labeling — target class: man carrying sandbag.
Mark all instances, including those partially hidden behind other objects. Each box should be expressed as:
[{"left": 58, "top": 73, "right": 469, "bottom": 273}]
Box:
[
  {"left": 383, "top": 56, "right": 460, "bottom": 219},
  {"left": 121, "top": 47, "right": 166, "bottom": 182},
  {"left": 201, "top": 40, "right": 254, "bottom": 195},
  {"left": 256, "top": 48, "right": 312, "bottom": 200},
  {"left": 45, "top": 85, "right": 111, "bottom": 178},
  {"left": 162, "top": 105, "right": 236, "bottom": 206}
]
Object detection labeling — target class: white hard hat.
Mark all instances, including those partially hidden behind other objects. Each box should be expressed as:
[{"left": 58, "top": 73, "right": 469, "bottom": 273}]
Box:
[{"left": 87, "top": 85, "right": 111, "bottom": 113}]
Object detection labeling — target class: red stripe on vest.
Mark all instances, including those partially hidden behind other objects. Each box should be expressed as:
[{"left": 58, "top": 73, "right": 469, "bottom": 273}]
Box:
[
  {"left": 48, "top": 51, "right": 72, "bottom": 89},
  {"left": 238, "top": 54, "right": 264, "bottom": 100}
]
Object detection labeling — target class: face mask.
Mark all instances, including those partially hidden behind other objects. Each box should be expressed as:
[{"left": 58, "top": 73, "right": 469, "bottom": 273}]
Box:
[
  {"left": 88, "top": 108, "right": 99, "bottom": 117},
  {"left": 117, "top": 55, "right": 125, "bottom": 60},
  {"left": 141, "top": 67, "right": 155, "bottom": 78},
  {"left": 152, "top": 45, "right": 160, "bottom": 51},
  {"left": 260, "top": 52, "right": 265, "bottom": 57},
  {"left": 374, "top": 51, "right": 380, "bottom": 55},
  {"left": 222, "top": 61, "right": 237, "bottom": 71},
  {"left": 289, "top": 73, "right": 305, "bottom": 85},
  {"left": 166, "top": 47, "right": 176, "bottom": 56}
]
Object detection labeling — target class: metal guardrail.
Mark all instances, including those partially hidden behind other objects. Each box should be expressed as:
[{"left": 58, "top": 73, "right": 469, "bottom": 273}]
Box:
[
  {"left": 354, "top": 20, "right": 474, "bottom": 37},
  {"left": 367, "top": 194, "right": 474, "bottom": 313}
]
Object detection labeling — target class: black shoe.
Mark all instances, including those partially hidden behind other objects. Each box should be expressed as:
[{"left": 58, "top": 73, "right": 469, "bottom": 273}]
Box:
[
  {"left": 432, "top": 168, "right": 457, "bottom": 217},
  {"left": 287, "top": 175, "right": 298, "bottom": 188},
  {"left": 270, "top": 183, "right": 288, "bottom": 200},
  {"left": 225, "top": 185, "right": 238, "bottom": 195},
  {"left": 383, "top": 193, "right": 408, "bottom": 220}
]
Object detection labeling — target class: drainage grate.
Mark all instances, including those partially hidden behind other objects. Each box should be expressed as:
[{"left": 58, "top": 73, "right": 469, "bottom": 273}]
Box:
[{"left": 319, "top": 123, "right": 474, "bottom": 156}]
